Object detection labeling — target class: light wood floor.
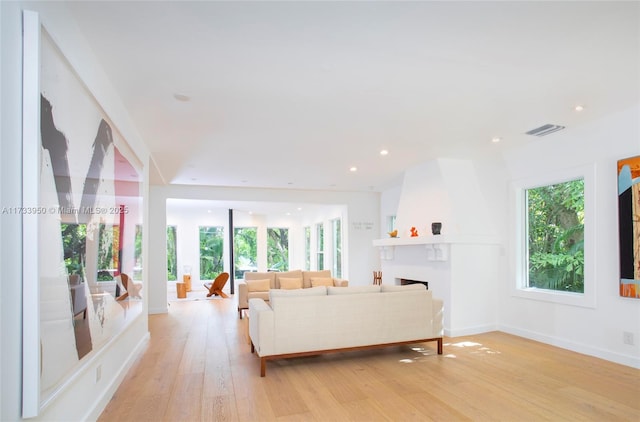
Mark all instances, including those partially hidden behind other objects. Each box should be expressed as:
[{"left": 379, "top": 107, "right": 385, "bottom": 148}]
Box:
[{"left": 99, "top": 298, "right": 640, "bottom": 421}]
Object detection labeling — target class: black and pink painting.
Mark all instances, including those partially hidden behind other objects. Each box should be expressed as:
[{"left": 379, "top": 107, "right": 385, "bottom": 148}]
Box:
[{"left": 37, "top": 29, "right": 143, "bottom": 401}]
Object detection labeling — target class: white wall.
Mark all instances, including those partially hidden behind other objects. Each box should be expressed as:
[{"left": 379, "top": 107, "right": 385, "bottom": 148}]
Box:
[
  {"left": 379, "top": 184, "right": 401, "bottom": 234},
  {"left": 1, "top": 2, "right": 150, "bottom": 420},
  {"left": 396, "top": 158, "right": 500, "bottom": 238},
  {"left": 500, "top": 105, "right": 640, "bottom": 368},
  {"left": 149, "top": 185, "right": 379, "bottom": 314}
]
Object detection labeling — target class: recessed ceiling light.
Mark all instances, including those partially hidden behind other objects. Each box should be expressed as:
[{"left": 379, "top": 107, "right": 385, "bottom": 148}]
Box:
[
  {"left": 380, "top": 149, "right": 389, "bottom": 156},
  {"left": 349, "top": 166, "right": 358, "bottom": 172},
  {"left": 207, "top": 210, "right": 212, "bottom": 213},
  {"left": 173, "top": 93, "right": 190, "bottom": 102},
  {"left": 285, "top": 212, "right": 291, "bottom": 216},
  {"left": 491, "top": 137, "right": 502, "bottom": 143},
  {"left": 297, "top": 207, "right": 302, "bottom": 211},
  {"left": 574, "top": 105, "right": 585, "bottom": 112}
]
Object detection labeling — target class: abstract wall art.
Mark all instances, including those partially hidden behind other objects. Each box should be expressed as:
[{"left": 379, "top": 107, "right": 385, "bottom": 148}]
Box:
[
  {"left": 22, "top": 11, "right": 144, "bottom": 416},
  {"left": 618, "top": 155, "right": 640, "bottom": 298}
]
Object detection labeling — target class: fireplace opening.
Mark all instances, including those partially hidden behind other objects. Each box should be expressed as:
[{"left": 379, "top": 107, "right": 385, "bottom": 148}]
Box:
[{"left": 399, "top": 278, "right": 428, "bottom": 289}]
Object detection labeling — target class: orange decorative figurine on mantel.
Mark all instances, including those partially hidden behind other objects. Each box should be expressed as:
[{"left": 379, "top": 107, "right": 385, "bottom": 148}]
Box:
[{"left": 410, "top": 226, "right": 419, "bottom": 237}]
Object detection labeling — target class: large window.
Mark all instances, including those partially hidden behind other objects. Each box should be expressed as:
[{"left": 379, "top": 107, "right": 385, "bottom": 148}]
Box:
[
  {"left": 199, "top": 226, "right": 224, "bottom": 280},
  {"left": 267, "top": 227, "right": 289, "bottom": 272},
  {"left": 61, "top": 223, "right": 86, "bottom": 279},
  {"left": 527, "top": 179, "right": 584, "bottom": 293},
  {"left": 332, "top": 218, "right": 342, "bottom": 278},
  {"left": 166, "top": 225, "right": 177, "bottom": 281},
  {"left": 304, "top": 226, "right": 311, "bottom": 270},
  {"left": 234, "top": 227, "right": 257, "bottom": 279},
  {"left": 513, "top": 165, "right": 594, "bottom": 308},
  {"left": 316, "top": 223, "right": 324, "bottom": 270}
]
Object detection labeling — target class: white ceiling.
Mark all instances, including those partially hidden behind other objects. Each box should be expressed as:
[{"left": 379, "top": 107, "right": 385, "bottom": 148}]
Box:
[{"left": 67, "top": 1, "right": 639, "bottom": 193}]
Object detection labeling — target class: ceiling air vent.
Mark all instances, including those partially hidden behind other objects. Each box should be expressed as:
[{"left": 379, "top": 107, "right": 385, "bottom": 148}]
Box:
[{"left": 525, "top": 124, "right": 565, "bottom": 137}]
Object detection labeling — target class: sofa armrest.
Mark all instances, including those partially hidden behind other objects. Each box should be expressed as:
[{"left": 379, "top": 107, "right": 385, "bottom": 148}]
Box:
[
  {"left": 238, "top": 281, "right": 249, "bottom": 309},
  {"left": 432, "top": 298, "right": 444, "bottom": 336},
  {"left": 333, "top": 278, "right": 349, "bottom": 287},
  {"left": 249, "top": 298, "right": 275, "bottom": 356}
]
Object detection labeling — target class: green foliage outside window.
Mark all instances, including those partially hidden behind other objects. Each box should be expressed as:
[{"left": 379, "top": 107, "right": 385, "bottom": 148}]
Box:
[
  {"left": 167, "top": 225, "right": 177, "bottom": 281},
  {"left": 316, "top": 223, "right": 324, "bottom": 270},
  {"left": 304, "top": 226, "right": 311, "bottom": 271},
  {"left": 332, "top": 219, "right": 342, "bottom": 278},
  {"left": 134, "top": 224, "right": 143, "bottom": 280},
  {"left": 61, "top": 223, "right": 86, "bottom": 278},
  {"left": 234, "top": 227, "right": 257, "bottom": 279},
  {"left": 267, "top": 227, "right": 289, "bottom": 272},
  {"left": 527, "top": 179, "right": 584, "bottom": 292},
  {"left": 97, "top": 224, "right": 118, "bottom": 280},
  {"left": 200, "top": 226, "right": 224, "bottom": 280}
]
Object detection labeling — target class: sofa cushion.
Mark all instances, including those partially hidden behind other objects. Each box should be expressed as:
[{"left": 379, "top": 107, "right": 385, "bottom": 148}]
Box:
[
  {"left": 275, "top": 270, "right": 303, "bottom": 289},
  {"left": 269, "top": 286, "right": 327, "bottom": 309},
  {"left": 279, "top": 277, "right": 303, "bottom": 290},
  {"left": 310, "top": 277, "right": 335, "bottom": 287},
  {"left": 303, "top": 270, "right": 332, "bottom": 288},
  {"left": 244, "top": 271, "right": 276, "bottom": 289},
  {"left": 327, "top": 285, "right": 381, "bottom": 295},
  {"left": 381, "top": 284, "right": 426, "bottom": 292},
  {"left": 247, "top": 278, "right": 271, "bottom": 292}
]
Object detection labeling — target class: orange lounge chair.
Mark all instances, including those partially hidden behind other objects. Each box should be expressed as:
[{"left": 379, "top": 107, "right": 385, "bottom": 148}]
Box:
[{"left": 204, "top": 272, "right": 230, "bottom": 298}]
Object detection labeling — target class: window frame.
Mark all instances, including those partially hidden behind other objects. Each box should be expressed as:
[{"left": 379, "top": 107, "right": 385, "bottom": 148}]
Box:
[
  {"left": 510, "top": 164, "right": 595, "bottom": 308},
  {"left": 304, "top": 226, "right": 311, "bottom": 271},
  {"left": 331, "top": 218, "right": 342, "bottom": 278},
  {"left": 387, "top": 215, "right": 396, "bottom": 233},
  {"left": 316, "top": 222, "right": 324, "bottom": 270}
]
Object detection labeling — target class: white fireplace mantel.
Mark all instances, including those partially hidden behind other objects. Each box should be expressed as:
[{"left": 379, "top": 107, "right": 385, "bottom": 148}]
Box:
[
  {"left": 373, "top": 235, "right": 501, "bottom": 261},
  {"left": 372, "top": 234, "right": 500, "bottom": 247}
]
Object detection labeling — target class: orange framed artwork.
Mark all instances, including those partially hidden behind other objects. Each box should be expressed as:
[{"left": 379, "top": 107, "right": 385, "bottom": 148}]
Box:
[{"left": 618, "top": 155, "right": 640, "bottom": 298}]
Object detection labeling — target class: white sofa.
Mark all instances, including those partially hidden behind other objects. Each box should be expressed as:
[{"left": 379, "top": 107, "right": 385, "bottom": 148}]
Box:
[
  {"left": 249, "top": 283, "right": 444, "bottom": 376},
  {"left": 237, "top": 269, "right": 348, "bottom": 318}
]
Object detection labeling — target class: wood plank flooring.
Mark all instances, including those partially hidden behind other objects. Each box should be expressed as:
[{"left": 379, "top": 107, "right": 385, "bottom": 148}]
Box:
[{"left": 99, "top": 298, "right": 640, "bottom": 421}]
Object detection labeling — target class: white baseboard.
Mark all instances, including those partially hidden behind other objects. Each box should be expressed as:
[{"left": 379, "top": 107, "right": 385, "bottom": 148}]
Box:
[
  {"left": 498, "top": 324, "right": 640, "bottom": 369},
  {"left": 445, "top": 323, "right": 498, "bottom": 338}
]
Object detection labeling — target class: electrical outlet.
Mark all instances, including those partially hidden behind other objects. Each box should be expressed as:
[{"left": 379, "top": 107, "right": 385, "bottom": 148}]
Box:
[
  {"left": 96, "top": 365, "right": 102, "bottom": 383},
  {"left": 623, "top": 332, "right": 634, "bottom": 345}
]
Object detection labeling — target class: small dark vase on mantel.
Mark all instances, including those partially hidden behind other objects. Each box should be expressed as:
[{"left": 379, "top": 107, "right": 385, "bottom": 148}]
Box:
[{"left": 431, "top": 222, "right": 442, "bottom": 235}]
